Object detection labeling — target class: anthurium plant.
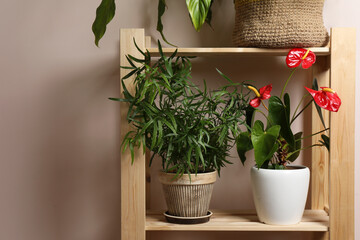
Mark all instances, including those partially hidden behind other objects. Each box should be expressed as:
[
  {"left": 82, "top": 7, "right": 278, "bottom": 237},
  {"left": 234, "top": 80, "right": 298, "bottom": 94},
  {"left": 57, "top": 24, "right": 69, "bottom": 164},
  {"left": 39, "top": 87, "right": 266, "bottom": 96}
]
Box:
[
  {"left": 111, "top": 40, "right": 249, "bottom": 177},
  {"left": 92, "top": 0, "right": 214, "bottom": 46},
  {"left": 236, "top": 48, "right": 342, "bottom": 169}
]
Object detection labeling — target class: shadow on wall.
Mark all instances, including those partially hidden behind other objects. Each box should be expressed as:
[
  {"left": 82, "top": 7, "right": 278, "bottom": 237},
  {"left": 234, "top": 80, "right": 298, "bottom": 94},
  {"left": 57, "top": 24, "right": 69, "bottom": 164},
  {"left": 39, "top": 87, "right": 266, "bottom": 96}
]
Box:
[{"left": 34, "top": 58, "right": 122, "bottom": 240}]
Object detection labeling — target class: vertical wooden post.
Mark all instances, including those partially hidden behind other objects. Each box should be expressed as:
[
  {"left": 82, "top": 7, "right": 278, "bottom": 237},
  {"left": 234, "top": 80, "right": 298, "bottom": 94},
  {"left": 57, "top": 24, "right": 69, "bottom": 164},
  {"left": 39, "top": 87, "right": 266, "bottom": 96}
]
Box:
[
  {"left": 120, "top": 29, "right": 146, "bottom": 240},
  {"left": 311, "top": 56, "right": 330, "bottom": 210},
  {"left": 144, "top": 36, "right": 152, "bottom": 211},
  {"left": 311, "top": 55, "right": 330, "bottom": 240},
  {"left": 329, "top": 28, "right": 356, "bottom": 240}
]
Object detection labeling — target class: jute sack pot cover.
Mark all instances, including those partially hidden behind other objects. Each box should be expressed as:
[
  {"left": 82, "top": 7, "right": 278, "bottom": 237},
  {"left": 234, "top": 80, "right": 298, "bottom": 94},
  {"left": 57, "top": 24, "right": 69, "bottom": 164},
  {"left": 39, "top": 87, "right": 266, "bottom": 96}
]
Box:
[{"left": 233, "top": 0, "right": 329, "bottom": 48}]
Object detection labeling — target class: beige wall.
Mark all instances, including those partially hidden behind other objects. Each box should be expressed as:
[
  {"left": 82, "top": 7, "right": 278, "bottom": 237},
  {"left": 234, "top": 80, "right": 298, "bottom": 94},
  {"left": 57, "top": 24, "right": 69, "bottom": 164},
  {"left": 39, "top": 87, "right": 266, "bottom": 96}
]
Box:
[{"left": 0, "top": 0, "right": 358, "bottom": 239}]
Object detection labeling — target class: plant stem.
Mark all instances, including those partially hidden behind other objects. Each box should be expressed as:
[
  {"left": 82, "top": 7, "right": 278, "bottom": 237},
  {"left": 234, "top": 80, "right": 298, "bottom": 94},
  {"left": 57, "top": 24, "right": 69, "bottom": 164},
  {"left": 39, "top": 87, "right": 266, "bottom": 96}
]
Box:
[
  {"left": 291, "top": 94, "right": 310, "bottom": 124},
  {"left": 296, "top": 128, "right": 330, "bottom": 141},
  {"left": 286, "top": 144, "right": 323, "bottom": 160},
  {"left": 290, "top": 100, "right": 313, "bottom": 125},
  {"left": 280, "top": 68, "right": 297, "bottom": 99},
  {"left": 255, "top": 109, "right": 271, "bottom": 124},
  {"left": 261, "top": 100, "right": 269, "bottom": 111}
]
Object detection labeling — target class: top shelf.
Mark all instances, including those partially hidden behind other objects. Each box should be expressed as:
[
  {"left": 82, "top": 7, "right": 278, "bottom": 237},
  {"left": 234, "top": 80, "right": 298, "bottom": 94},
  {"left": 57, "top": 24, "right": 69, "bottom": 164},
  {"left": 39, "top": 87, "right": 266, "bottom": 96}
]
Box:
[{"left": 147, "top": 47, "right": 330, "bottom": 57}]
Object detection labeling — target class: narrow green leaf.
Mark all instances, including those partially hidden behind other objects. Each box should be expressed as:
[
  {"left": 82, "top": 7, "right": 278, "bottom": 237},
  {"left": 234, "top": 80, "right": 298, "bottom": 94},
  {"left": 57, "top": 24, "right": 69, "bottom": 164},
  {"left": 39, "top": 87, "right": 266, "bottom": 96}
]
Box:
[
  {"left": 165, "top": 59, "right": 173, "bottom": 76},
  {"left": 108, "top": 97, "right": 130, "bottom": 102},
  {"left": 216, "top": 68, "right": 233, "bottom": 83},
  {"left": 125, "top": 55, "right": 136, "bottom": 68},
  {"left": 163, "top": 119, "right": 177, "bottom": 134},
  {"left": 127, "top": 54, "right": 145, "bottom": 64},
  {"left": 92, "top": 0, "right": 116, "bottom": 47},
  {"left": 129, "top": 141, "right": 135, "bottom": 164},
  {"left": 133, "top": 38, "right": 146, "bottom": 57},
  {"left": 169, "top": 49, "right": 178, "bottom": 59},
  {"left": 122, "top": 69, "right": 138, "bottom": 80},
  {"left": 150, "top": 121, "right": 158, "bottom": 150}
]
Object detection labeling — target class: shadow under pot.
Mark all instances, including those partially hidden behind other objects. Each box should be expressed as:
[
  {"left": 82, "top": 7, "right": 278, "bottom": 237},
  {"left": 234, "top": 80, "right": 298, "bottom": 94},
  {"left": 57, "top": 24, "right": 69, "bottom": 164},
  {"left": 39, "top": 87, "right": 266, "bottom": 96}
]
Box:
[
  {"left": 158, "top": 171, "right": 217, "bottom": 224},
  {"left": 251, "top": 165, "right": 310, "bottom": 225}
]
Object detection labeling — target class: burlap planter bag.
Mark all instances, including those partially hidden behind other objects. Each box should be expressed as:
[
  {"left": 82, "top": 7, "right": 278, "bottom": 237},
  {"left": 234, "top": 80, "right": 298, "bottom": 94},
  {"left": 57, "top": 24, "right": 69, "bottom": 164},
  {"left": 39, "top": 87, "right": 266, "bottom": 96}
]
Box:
[
  {"left": 158, "top": 171, "right": 217, "bottom": 217},
  {"left": 233, "top": 0, "right": 329, "bottom": 48}
]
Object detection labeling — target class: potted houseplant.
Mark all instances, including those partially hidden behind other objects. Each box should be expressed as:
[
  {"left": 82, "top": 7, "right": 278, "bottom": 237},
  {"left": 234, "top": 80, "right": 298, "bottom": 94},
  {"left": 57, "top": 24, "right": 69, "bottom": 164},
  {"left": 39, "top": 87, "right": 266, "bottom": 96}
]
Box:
[
  {"left": 92, "top": 1, "right": 328, "bottom": 48},
  {"left": 92, "top": 0, "right": 214, "bottom": 46},
  {"left": 111, "top": 40, "right": 249, "bottom": 222},
  {"left": 236, "top": 48, "right": 341, "bottom": 225}
]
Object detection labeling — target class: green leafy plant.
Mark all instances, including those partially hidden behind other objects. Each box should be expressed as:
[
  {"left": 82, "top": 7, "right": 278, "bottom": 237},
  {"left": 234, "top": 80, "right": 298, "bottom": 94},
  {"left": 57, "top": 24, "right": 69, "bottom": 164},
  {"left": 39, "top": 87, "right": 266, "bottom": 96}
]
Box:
[
  {"left": 93, "top": 0, "right": 214, "bottom": 46},
  {"left": 236, "top": 48, "right": 341, "bottom": 169},
  {"left": 110, "top": 40, "right": 250, "bottom": 176}
]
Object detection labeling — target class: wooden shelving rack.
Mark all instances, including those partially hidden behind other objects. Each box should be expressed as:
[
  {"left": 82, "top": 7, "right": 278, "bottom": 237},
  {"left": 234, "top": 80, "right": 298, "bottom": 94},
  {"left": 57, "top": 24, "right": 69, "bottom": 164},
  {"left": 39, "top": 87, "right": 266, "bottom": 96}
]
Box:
[{"left": 119, "top": 28, "right": 355, "bottom": 240}]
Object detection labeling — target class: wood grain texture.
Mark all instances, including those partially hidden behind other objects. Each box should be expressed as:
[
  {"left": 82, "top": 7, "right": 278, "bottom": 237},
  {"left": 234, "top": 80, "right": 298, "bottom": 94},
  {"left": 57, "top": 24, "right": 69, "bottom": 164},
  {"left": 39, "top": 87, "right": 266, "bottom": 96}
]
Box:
[
  {"left": 311, "top": 56, "right": 330, "bottom": 214},
  {"left": 120, "top": 29, "right": 146, "bottom": 240},
  {"left": 147, "top": 47, "right": 330, "bottom": 57},
  {"left": 146, "top": 210, "right": 329, "bottom": 232},
  {"left": 329, "top": 28, "right": 356, "bottom": 240}
]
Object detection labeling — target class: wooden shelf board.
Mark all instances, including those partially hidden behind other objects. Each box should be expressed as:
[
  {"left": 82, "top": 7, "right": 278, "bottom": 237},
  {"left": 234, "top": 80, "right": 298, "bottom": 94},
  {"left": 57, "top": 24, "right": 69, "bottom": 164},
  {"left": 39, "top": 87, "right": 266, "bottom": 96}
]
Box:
[
  {"left": 147, "top": 47, "right": 330, "bottom": 57},
  {"left": 146, "top": 209, "right": 329, "bottom": 232}
]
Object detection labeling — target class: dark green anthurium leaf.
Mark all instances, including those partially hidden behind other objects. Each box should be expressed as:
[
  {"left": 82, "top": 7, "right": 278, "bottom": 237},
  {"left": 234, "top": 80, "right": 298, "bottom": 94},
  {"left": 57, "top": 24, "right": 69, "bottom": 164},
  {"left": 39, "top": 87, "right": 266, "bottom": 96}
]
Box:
[
  {"left": 236, "top": 132, "right": 253, "bottom": 165},
  {"left": 287, "top": 132, "right": 303, "bottom": 162},
  {"left": 268, "top": 96, "right": 295, "bottom": 150},
  {"left": 245, "top": 105, "right": 255, "bottom": 131},
  {"left": 251, "top": 121, "right": 281, "bottom": 168},
  {"left": 312, "top": 78, "right": 327, "bottom": 129},
  {"left": 92, "top": 0, "right": 116, "bottom": 47},
  {"left": 320, "top": 134, "right": 330, "bottom": 151},
  {"left": 284, "top": 93, "right": 291, "bottom": 121},
  {"left": 186, "top": 0, "right": 212, "bottom": 31},
  {"left": 312, "top": 78, "right": 319, "bottom": 91}
]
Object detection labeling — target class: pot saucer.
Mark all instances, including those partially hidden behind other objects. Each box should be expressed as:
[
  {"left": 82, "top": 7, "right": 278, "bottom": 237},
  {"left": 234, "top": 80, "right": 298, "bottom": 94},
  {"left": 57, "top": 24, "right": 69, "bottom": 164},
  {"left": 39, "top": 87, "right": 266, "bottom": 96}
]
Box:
[{"left": 163, "top": 211, "right": 213, "bottom": 224}]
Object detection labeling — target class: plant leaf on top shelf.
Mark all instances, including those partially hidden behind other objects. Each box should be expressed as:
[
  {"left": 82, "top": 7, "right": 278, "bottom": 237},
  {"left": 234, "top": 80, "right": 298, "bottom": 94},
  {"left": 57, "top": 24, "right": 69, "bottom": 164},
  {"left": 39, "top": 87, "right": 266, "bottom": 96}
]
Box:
[
  {"left": 92, "top": 0, "right": 116, "bottom": 47},
  {"left": 157, "top": 0, "right": 177, "bottom": 47},
  {"left": 205, "top": 0, "right": 214, "bottom": 28},
  {"left": 186, "top": 0, "right": 212, "bottom": 31}
]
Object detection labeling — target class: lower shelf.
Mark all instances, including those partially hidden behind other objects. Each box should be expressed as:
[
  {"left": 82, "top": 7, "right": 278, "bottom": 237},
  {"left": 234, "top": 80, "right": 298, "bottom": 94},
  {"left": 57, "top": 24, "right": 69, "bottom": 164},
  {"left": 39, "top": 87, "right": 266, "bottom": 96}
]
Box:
[{"left": 146, "top": 209, "right": 329, "bottom": 232}]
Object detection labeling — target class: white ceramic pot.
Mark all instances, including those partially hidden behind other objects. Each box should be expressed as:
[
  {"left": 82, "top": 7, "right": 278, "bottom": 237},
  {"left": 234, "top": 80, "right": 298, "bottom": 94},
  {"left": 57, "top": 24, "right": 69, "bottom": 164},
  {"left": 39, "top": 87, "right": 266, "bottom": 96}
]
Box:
[{"left": 250, "top": 165, "right": 310, "bottom": 225}]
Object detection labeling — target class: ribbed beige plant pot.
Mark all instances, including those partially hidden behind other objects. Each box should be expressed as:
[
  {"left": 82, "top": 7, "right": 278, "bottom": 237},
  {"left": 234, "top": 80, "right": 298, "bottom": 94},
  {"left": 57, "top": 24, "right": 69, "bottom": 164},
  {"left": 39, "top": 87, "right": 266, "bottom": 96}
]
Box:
[{"left": 158, "top": 171, "right": 217, "bottom": 217}]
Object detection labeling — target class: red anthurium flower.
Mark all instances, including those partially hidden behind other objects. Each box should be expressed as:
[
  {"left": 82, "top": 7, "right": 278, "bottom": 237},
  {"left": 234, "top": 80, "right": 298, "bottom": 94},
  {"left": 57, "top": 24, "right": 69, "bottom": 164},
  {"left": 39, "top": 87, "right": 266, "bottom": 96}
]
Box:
[
  {"left": 305, "top": 87, "right": 341, "bottom": 112},
  {"left": 286, "top": 48, "right": 316, "bottom": 69},
  {"left": 248, "top": 84, "right": 272, "bottom": 108}
]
